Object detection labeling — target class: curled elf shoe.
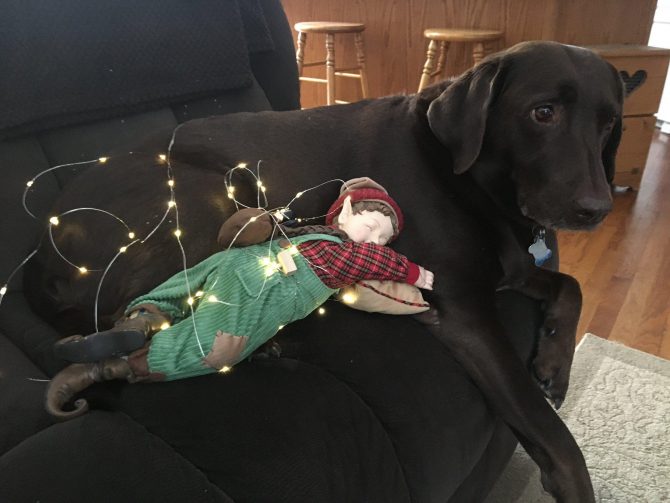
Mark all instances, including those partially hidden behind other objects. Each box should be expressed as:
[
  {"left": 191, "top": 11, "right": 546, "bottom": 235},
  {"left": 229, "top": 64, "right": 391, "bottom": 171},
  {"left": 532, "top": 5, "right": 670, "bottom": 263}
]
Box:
[
  {"left": 53, "top": 309, "right": 169, "bottom": 363},
  {"left": 45, "top": 358, "right": 136, "bottom": 421}
]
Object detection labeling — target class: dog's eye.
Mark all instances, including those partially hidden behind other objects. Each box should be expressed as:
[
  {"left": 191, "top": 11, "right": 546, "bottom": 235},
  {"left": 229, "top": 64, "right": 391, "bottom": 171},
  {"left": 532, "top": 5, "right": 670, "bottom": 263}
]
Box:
[{"left": 532, "top": 105, "right": 555, "bottom": 123}]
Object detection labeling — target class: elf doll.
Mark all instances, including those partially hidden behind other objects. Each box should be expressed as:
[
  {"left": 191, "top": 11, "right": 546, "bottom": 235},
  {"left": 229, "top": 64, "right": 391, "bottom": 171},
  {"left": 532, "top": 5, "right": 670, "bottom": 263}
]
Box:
[{"left": 47, "top": 178, "right": 434, "bottom": 419}]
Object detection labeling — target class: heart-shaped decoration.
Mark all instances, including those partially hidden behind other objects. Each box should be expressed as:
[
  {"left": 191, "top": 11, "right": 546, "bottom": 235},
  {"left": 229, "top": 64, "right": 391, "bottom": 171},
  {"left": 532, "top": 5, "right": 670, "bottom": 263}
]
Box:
[{"left": 619, "top": 70, "right": 647, "bottom": 97}]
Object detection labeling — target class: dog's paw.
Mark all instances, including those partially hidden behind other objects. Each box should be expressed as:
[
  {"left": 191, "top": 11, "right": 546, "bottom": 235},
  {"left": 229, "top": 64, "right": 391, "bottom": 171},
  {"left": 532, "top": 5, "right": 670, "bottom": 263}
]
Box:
[{"left": 532, "top": 323, "right": 575, "bottom": 409}]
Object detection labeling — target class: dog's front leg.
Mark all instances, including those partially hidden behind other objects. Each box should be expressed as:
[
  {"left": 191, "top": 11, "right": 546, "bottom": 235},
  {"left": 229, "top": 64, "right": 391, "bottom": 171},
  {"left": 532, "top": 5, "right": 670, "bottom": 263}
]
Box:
[
  {"left": 505, "top": 269, "right": 582, "bottom": 409},
  {"left": 423, "top": 301, "right": 594, "bottom": 502}
]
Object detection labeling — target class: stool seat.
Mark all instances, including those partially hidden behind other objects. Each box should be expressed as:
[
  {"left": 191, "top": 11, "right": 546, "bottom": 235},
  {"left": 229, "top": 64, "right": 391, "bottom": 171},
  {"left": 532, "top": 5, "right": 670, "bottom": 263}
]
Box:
[
  {"left": 423, "top": 28, "right": 504, "bottom": 42},
  {"left": 294, "top": 21, "right": 369, "bottom": 105},
  {"left": 417, "top": 27, "right": 504, "bottom": 91},
  {"left": 294, "top": 21, "right": 366, "bottom": 34}
]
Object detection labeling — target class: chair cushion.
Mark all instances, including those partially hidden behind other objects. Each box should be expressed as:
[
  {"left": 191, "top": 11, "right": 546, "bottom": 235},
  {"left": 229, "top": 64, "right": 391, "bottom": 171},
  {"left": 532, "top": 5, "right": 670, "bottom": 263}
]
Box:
[
  {"left": 0, "top": 411, "right": 234, "bottom": 503},
  {"left": 91, "top": 359, "right": 412, "bottom": 502}
]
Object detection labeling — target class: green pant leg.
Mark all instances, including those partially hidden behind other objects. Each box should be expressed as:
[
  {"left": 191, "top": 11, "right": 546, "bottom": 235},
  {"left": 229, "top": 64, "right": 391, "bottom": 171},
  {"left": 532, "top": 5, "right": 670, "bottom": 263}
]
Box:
[
  {"left": 147, "top": 289, "right": 265, "bottom": 381},
  {"left": 126, "top": 251, "right": 227, "bottom": 321}
]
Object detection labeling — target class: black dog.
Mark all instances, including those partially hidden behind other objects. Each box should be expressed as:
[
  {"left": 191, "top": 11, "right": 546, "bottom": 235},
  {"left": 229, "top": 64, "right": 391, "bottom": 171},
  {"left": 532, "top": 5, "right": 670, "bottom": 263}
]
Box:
[{"left": 38, "top": 41, "right": 623, "bottom": 502}]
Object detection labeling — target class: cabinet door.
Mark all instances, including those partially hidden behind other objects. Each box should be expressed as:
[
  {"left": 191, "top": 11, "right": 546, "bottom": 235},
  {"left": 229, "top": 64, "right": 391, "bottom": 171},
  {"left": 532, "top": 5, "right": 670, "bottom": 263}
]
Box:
[{"left": 614, "top": 115, "right": 657, "bottom": 188}]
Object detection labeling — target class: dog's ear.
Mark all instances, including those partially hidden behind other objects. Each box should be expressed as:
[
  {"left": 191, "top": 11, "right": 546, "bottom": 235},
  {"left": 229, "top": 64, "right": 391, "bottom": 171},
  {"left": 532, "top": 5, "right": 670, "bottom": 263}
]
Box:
[
  {"left": 602, "top": 65, "right": 625, "bottom": 184},
  {"left": 602, "top": 114, "right": 622, "bottom": 184},
  {"left": 427, "top": 59, "right": 504, "bottom": 174}
]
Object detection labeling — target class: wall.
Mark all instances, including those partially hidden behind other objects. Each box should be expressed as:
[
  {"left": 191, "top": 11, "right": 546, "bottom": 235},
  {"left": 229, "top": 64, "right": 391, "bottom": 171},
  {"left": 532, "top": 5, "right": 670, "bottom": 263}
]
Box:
[
  {"left": 649, "top": 0, "right": 670, "bottom": 128},
  {"left": 282, "top": 0, "right": 658, "bottom": 108}
]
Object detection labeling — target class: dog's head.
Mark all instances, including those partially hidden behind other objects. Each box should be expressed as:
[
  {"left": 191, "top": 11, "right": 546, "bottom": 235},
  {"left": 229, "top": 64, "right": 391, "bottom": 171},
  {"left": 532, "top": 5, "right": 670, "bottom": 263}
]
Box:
[{"left": 427, "top": 41, "right": 624, "bottom": 230}]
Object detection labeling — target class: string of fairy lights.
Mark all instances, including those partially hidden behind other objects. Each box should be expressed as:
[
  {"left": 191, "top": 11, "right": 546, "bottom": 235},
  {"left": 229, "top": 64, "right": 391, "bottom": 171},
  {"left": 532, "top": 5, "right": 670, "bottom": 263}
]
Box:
[{"left": 1, "top": 136, "right": 359, "bottom": 367}]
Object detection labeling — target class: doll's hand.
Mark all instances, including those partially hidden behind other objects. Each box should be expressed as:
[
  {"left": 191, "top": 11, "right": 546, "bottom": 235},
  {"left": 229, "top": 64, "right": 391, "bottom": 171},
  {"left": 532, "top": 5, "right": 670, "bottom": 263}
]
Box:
[{"left": 415, "top": 266, "right": 434, "bottom": 290}]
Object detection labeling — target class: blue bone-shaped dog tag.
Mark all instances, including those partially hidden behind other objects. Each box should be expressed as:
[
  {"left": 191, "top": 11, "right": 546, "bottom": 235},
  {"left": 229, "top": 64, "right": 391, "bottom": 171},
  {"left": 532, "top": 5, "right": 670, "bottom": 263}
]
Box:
[{"left": 528, "top": 229, "right": 552, "bottom": 266}]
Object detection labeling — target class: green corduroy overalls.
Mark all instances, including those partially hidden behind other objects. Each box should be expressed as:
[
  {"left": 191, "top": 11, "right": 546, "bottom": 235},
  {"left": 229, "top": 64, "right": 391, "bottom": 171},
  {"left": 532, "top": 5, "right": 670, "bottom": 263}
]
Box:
[{"left": 126, "top": 234, "right": 340, "bottom": 381}]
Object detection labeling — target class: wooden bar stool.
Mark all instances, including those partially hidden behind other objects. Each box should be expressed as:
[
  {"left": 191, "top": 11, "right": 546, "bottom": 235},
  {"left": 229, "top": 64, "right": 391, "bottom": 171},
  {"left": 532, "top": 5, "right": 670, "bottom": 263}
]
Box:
[
  {"left": 294, "top": 21, "right": 369, "bottom": 105},
  {"left": 418, "top": 28, "right": 504, "bottom": 91}
]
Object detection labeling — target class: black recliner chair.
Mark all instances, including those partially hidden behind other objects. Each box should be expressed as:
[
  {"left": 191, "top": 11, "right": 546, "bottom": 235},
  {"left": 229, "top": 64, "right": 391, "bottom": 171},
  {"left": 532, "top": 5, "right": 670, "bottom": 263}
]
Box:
[{"left": 0, "top": 2, "right": 556, "bottom": 501}]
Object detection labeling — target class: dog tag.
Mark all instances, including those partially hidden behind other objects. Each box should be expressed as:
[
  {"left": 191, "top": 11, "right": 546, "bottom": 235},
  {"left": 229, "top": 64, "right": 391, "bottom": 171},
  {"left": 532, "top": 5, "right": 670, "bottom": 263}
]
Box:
[
  {"left": 277, "top": 249, "right": 297, "bottom": 275},
  {"left": 528, "top": 230, "right": 552, "bottom": 267}
]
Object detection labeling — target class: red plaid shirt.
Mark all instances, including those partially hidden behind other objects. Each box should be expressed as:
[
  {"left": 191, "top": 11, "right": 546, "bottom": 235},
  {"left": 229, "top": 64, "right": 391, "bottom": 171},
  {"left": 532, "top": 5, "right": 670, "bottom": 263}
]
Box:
[{"left": 297, "top": 240, "right": 421, "bottom": 289}]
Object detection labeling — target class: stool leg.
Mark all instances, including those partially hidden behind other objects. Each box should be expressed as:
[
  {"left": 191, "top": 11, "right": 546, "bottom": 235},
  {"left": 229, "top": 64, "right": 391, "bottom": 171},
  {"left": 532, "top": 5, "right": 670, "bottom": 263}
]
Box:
[
  {"left": 472, "top": 42, "right": 486, "bottom": 66},
  {"left": 295, "top": 31, "right": 307, "bottom": 75},
  {"left": 354, "top": 33, "right": 370, "bottom": 99},
  {"left": 325, "top": 33, "right": 336, "bottom": 105},
  {"left": 434, "top": 41, "right": 449, "bottom": 77},
  {"left": 418, "top": 39, "right": 439, "bottom": 92},
  {"left": 483, "top": 40, "right": 497, "bottom": 59}
]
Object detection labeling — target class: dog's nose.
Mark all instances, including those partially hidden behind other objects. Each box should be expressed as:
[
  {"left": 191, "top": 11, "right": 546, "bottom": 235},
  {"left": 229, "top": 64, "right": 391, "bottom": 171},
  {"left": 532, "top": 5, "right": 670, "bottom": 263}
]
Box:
[{"left": 574, "top": 196, "right": 612, "bottom": 224}]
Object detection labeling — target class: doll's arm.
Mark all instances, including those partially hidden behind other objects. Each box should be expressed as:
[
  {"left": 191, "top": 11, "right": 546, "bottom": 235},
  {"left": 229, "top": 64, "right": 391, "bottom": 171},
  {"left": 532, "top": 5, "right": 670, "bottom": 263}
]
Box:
[
  {"left": 414, "top": 266, "right": 434, "bottom": 290},
  {"left": 217, "top": 208, "right": 274, "bottom": 249},
  {"left": 298, "top": 240, "right": 434, "bottom": 290}
]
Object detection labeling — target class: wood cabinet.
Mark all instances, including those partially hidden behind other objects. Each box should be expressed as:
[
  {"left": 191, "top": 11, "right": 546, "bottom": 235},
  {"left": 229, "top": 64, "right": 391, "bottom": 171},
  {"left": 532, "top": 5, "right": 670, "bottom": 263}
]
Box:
[{"left": 588, "top": 45, "right": 670, "bottom": 188}]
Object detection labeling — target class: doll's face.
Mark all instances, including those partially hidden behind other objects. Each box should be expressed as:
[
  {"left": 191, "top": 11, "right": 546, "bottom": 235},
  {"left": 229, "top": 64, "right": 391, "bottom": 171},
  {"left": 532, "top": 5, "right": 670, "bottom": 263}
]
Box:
[{"left": 337, "top": 208, "right": 394, "bottom": 245}]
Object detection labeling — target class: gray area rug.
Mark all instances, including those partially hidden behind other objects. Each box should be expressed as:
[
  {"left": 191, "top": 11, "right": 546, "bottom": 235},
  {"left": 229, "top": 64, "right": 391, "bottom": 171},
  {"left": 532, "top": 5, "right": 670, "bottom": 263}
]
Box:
[{"left": 486, "top": 334, "right": 670, "bottom": 502}]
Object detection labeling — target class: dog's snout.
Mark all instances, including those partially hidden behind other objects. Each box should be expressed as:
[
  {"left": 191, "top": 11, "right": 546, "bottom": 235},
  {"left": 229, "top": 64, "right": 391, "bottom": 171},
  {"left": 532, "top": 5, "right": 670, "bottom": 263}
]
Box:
[{"left": 574, "top": 196, "right": 612, "bottom": 224}]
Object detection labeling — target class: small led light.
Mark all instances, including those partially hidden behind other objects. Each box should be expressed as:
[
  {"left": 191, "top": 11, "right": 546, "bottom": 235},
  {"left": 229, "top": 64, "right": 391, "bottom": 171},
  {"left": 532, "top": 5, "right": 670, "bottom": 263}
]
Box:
[
  {"left": 208, "top": 295, "right": 218, "bottom": 303},
  {"left": 342, "top": 291, "right": 358, "bottom": 304},
  {"left": 261, "top": 186, "right": 267, "bottom": 193},
  {"left": 219, "top": 366, "right": 231, "bottom": 373},
  {"left": 195, "top": 290, "right": 204, "bottom": 297},
  {"left": 128, "top": 232, "right": 135, "bottom": 239},
  {"left": 187, "top": 297, "right": 194, "bottom": 305},
  {"left": 0, "top": 286, "right": 7, "bottom": 296},
  {"left": 260, "top": 257, "right": 271, "bottom": 266},
  {"left": 318, "top": 307, "right": 326, "bottom": 315},
  {"left": 227, "top": 186, "right": 235, "bottom": 193},
  {"left": 295, "top": 191, "right": 303, "bottom": 198},
  {"left": 227, "top": 193, "right": 235, "bottom": 199},
  {"left": 278, "top": 325, "right": 285, "bottom": 330},
  {"left": 249, "top": 216, "right": 257, "bottom": 223},
  {"left": 78, "top": 266, "right": 88, "bottom": 274},
  {"left": 49, "top": 216, "right": 60, "bottom": 226},
  {"left": 98, "top": 157, "right": 108, "bottom": 163},
  {"left": 167, "top": 180, "right": 175, "bottom": 187},
  {"left": 236, "top": 163, "right": 247, "bottom": 169},
  {"left": 167, "top": 200, "right": 176, "bottom": 208},
  {"left": 256, "top": 180, "right": 263, "bottom": 187},
  {"left": 160, "top": 322, "right": 171, "bottom": 330},
  {"left": 119, "top": 246, "right": 127, "bottom": 253},
  {"left": 264, "top": 265, "right": 276, "bottom": 277},
  {"left": 158, "top": 154, "right": 167, "bottom": 162},
  {"left": 174, "top": 229, "right": 182, "bottom": 238},
  {"left": 26, "top": 180, "right": 34, "bottom": 187}
]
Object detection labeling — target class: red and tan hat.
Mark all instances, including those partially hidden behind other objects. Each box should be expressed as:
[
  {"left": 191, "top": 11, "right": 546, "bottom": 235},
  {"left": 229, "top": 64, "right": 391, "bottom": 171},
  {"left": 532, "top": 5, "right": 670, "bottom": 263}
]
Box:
[{"left": 325, "top": 177, "right": 404, "bottom": 241}]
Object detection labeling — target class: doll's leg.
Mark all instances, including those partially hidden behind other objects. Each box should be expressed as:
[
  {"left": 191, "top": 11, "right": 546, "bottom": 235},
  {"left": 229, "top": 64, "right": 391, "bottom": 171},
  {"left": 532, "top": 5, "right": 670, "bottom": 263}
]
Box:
[
  {"left": 52, "top": 254, "right": 219, "bottom": 363},
  {"left": 54, "top": 304, "right": 171, "bottom": 363},
  {"left": 147, "top": 316, "right": 250, "bottom": 381}
]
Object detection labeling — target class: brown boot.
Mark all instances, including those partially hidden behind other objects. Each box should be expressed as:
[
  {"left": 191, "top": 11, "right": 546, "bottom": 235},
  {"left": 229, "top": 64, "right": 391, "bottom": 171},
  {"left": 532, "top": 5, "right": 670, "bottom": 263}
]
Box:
[
  {"left": 45, "top": 358, "right": 136, "bottom": 421},
  {"left": 54, "top": 304, "right": 170, "bottom": 363}
]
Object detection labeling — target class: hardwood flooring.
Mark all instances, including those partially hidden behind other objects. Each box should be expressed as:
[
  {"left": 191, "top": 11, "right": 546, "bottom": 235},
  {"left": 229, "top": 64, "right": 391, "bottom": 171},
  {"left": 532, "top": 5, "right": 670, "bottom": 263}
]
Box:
[{"left": 557, "top": 130, "right": 670, "bottom": 359}]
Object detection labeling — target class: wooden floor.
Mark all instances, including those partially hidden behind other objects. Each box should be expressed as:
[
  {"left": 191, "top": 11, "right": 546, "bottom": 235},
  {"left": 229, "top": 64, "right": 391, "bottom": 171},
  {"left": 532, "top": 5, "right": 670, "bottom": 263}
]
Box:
[{"left": 557, "top": 130, "right": 670, "bottom": 359}]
